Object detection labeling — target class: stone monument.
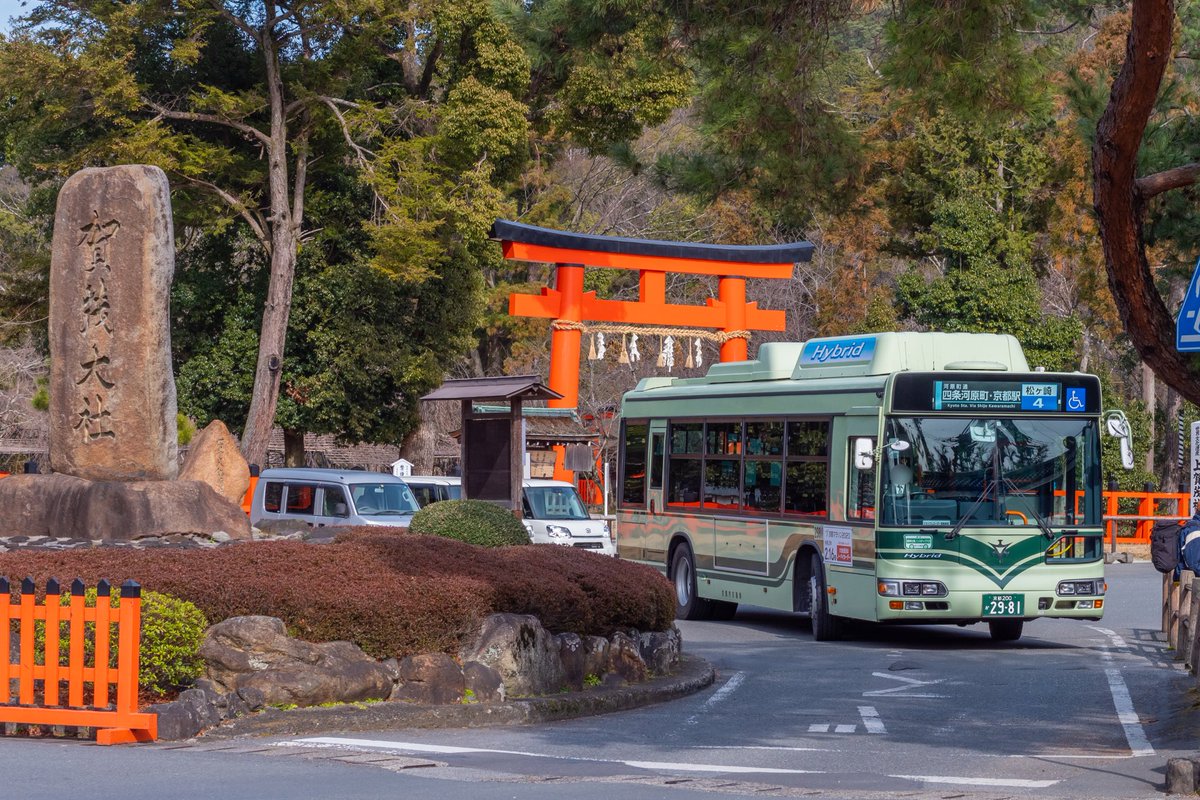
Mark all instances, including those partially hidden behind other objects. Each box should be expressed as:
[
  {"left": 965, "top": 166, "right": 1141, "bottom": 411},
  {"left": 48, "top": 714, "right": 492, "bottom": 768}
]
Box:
[
  {"left": 48, "top": 165, "right": 178, "bottom": 481},
  {"left": 0, "top": 164, "right": 250, "bottom": 542}
]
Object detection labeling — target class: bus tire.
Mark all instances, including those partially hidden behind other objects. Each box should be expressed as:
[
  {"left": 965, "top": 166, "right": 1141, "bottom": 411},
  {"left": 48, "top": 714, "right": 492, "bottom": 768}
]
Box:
[
  {"left": 988, "top": 619, "right": 1024, "bottom": 642},
  {"left": 809, "top": 554, "right": 843, "bottom": 642},
  {"left": 671, "top": 545, "right": 713, "bottom": 621},
  {"left": 710, "top": 600, "right": 738, "bottom": 620}
]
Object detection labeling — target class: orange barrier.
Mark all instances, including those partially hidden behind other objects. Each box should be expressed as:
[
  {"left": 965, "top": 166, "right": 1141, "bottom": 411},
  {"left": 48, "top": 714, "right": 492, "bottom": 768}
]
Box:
[
  {"left": 0, "top": 577, "right": 156, "bottom": 745},
  {"left": 241, "top": 474, "right": 258, "bottom": 516},
  {"left": 1103, "top": 490, "right": 1189, "bottom": 543}
]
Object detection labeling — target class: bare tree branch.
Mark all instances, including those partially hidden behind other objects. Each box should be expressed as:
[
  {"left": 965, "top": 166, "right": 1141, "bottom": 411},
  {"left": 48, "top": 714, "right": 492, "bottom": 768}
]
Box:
[
  {"left": 1135, "top": 162, "right": 1200, "bottom": 200},
  {"left": 144, "top": 98, "right": 272, "bottom": 149},
  {"left": 177, "top": 173, "right": 271, "bottom": 251}
]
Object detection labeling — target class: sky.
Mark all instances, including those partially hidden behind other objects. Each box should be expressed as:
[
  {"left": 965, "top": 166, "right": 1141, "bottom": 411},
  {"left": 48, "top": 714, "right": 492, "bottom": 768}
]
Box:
[{"left": 0, "top": 0, "right": 24, "bottom": 32}]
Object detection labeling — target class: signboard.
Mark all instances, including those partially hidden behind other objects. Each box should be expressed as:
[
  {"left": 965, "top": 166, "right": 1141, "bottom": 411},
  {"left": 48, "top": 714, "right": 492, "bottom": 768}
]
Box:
[
  {"left": 1177, "top": 256, "right": 1200, "bottom": 352},
  {"left": 823, "top": 526, "right": 854, "bottom": 566},
  {"left": 932, "top": 380, "right": 1064, "bottom": 411},
  {"left": 1191, "top": 422, "right": 1200, "bottom": 512},
  {"left": 799, "top": 336, "right": 877, "bottom": 366}
]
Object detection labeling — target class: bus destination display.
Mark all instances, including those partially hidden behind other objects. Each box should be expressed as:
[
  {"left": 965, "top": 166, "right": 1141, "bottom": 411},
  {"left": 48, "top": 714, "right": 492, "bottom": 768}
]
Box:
[{"left": 933, "top": 380, "right": 1067, "bottom": 411}]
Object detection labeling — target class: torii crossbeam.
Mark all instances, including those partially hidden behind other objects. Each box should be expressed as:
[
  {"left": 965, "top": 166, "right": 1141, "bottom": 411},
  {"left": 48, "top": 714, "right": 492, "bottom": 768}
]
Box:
[{"left": 496, "top": 220, "right": 814, "bottom": 408}]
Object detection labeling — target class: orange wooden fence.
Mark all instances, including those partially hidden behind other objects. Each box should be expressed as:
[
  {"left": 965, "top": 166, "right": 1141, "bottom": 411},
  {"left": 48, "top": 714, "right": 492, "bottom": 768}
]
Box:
[
  {"left": 0, "top": 577, "right": 156, "bottom": 745},
  {"left": 1104, "top": 491, "right": 1190, "bottom": 543}
]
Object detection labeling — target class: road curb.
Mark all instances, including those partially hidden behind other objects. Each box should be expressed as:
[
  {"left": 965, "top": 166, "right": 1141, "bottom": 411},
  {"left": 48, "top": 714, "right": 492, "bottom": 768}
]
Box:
[{"left": 197, "top": 653, "right": 716, "bottom": 741}]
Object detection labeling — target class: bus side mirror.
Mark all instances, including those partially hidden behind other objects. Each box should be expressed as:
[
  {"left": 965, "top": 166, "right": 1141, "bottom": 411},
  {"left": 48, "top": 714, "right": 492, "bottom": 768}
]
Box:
[
  {"left": 1104, "top": 411, "right": 1135, "bottom": 470},
  {"left": 854, "top": 438, "right": 874, "bottom": 470}
]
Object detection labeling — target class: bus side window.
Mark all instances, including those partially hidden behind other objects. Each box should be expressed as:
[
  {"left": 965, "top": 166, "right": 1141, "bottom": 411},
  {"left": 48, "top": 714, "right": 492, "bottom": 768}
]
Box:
[
  {"left": 621, "top": 422, "right": 649, "bottom": 506},
  {"left": 650, "top": 432, "right": 665, "bottom": 491},
  {"left": 847, "top": 438, "right": 876, "bottom": 520}
]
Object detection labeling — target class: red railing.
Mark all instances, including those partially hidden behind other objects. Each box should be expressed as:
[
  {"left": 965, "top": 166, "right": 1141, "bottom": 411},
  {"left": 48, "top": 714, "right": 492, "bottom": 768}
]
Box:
[{"left": 1104, "top": 490, "right": 1189, "bottom": 544}]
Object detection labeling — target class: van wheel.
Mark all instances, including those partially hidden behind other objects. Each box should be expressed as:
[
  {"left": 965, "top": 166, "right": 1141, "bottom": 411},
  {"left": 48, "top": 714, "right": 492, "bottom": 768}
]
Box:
[
  {"left": 671, "top": 545, "right": 713, "bottom": 621},
  {"left": 988, "top": 619, "right": 1024, "bottom": 642},
  {"left": 809, "top": 554, "right": 843, "bottom": 641}
]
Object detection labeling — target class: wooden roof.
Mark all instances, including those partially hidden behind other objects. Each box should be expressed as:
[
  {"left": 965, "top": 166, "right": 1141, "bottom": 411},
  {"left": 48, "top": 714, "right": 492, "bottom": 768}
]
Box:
[{"left": 422, "top": 375, "right": 562, "bottom": 402}]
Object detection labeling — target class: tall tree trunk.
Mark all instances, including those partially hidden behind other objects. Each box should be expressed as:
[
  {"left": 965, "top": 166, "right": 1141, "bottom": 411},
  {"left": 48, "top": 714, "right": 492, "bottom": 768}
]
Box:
[
  {"left": 1093, "top": 0, "right": 1200, "bottom": 405},
  {"left": 1142, "top": 363, "right": 1156, "bottom": 473},
  {"left": 240, "top": 8, "right": 301, "bottom": 467},
  {"left": 283, "top": 428, "right": 305, "bottom": 467}
]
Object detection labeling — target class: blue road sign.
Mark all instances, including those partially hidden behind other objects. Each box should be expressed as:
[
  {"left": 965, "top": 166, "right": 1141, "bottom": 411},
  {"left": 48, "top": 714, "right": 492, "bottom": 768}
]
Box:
[{"left": 1177, "top": 256, "right": 1200, "bottom": 352}]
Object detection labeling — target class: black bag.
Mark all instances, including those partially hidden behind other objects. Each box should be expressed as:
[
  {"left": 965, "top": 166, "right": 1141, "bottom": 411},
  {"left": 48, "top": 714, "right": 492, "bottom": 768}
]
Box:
[{"left": 1151, "top": 519, "right": 1184, "bottom": 573}]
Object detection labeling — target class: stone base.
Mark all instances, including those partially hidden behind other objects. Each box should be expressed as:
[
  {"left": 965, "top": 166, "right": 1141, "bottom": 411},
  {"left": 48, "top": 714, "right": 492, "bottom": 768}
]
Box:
[{"left": 0, "top": 473, "right": 251, "bottom": 542}]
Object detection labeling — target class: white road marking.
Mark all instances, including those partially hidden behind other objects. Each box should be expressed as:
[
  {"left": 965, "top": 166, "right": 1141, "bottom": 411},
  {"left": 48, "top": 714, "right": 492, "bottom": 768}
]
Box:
[
  {"left": 862, "top": 671, "right": 947, "bottom": 698},
  {"left": 858, "top": 705, "right": 886, "bottom": 734},
  {"left": 685, "top": 670, "right": 745, "bottom": 725},
  {"left": 1086, "top": 625, "right": 1156, "bottom": 757},
  {"left": 834, "top": 724, "right": 856, "bottom": 733},
  {"left": 287, "top": 737, "right": 824, "bottom": 775},
  {"left": 808, "top": 724, "right": 829, "bottom": 733},
  {"left": 891, "top": 774, "right": 1058, "bottom": 788}
]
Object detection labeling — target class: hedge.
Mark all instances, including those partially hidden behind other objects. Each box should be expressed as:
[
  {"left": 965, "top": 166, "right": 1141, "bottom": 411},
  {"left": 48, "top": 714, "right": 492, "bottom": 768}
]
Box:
[
  {"left": 408, "top": 499, "right": 530, "bottom": 547},
  {"left": 0, "top": 530, "right": 675, "bottom": 660}
]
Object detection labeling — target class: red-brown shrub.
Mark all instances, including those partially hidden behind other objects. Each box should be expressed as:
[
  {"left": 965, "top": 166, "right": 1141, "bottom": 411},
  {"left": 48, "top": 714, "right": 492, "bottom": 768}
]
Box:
[{"left": 0, "top": 530, "right": 674, "bottom": 659}]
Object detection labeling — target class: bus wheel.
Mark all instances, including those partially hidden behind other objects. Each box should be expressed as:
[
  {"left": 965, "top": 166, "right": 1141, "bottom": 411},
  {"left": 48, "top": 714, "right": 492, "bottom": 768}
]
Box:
[
  {"left": 809, "top": 554, "right": 843, "bottom": 642},
  {"left": 671, "top": 545, "right": 713, "bottom": 621},
  {"left": 710, "top": 600, "right": 738, "bottom": 621},
  {"left": 988, "top": 619, "right": 1024, "bottom": 642}
]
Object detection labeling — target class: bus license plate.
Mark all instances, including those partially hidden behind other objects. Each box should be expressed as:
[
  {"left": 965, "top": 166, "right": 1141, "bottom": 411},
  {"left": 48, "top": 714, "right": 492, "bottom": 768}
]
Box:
[{"left": 983, "top": 594, "right": 1024, "bottom": 617}]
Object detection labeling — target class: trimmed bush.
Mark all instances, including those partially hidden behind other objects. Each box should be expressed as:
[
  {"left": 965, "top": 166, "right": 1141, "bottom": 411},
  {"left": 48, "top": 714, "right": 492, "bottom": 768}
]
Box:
[
  {"left": 0, "top": 530, "right": 674, "bottom": 661},
  {"left": 409, "top": 499, "right": 530, "bottom": 547},
  {"left": 34, "top": 588, "right": 208, "bottom": 697}
]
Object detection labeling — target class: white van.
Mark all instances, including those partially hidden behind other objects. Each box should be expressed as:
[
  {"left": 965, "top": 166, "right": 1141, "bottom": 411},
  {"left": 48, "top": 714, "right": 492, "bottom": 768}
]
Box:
[
  {"left": 250, "top": 468, "right": 420, "bottom": 529},
  {"left": 402, "top": 475, "right": 616, "bottom": 556}
]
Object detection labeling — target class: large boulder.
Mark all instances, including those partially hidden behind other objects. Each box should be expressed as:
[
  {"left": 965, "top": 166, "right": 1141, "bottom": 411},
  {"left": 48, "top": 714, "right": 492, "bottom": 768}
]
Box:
[
  {"left": 389, "top": 653, "right": 465, "bottom": 704},
  {"left": 179, "top": 420, "right": 250, "bottom": 505},
  {"left": 199, "top": 616, "right": 394, "bottom": 707},
  {"left": 0, "top": 473, "right": 251, "bottom": 541},
  {"left": 459, "top": 613, "right": 567, "bottom": 696}
]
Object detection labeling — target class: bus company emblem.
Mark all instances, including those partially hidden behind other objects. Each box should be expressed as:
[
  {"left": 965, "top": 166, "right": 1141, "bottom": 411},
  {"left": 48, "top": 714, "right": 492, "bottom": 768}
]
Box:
[{"left": 989, "top": 539, "right": 1012, "bottom": 562}]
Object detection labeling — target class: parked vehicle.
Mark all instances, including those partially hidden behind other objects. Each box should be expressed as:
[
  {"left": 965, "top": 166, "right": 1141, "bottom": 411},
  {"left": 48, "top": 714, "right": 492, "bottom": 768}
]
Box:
[
  {"left": 250, "top": 468, "right": 420, "bottom": 529},
  {"left": 402, "top": 475, "right": 616, "bottom": 556}
]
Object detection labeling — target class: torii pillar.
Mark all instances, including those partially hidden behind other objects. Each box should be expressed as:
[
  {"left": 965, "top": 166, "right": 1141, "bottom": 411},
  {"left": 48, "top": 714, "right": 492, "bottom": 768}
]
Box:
[{"left": 496, "top": 220, "right": 814, "bottom": 410}]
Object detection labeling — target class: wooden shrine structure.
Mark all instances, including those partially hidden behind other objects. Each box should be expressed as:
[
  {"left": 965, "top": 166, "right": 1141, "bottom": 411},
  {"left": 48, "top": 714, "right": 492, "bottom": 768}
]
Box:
[{"left": 496, "top": 220, "right": 815, "bottom": 409}]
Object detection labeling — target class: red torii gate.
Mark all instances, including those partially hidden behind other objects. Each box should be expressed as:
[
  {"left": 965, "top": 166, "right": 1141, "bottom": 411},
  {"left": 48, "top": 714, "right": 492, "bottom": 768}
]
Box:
[{"left": 496, "top": 220, "right": 814, "bottom": 409}]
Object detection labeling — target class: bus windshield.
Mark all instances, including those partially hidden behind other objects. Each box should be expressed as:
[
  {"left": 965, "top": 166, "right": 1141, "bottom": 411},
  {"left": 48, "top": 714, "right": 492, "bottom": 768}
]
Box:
[{"left": 880, "top": 417, "right": 1100, "bottom": 528}]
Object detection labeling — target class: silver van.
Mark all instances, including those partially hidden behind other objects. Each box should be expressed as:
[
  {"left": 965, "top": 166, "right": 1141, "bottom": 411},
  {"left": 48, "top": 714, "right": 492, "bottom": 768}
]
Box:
[
  {"left": 401, "top": 475, "right": 615, "bottom": 556},
  {"left": 250, "top": 468, "right": 420, "bottom": 529}
]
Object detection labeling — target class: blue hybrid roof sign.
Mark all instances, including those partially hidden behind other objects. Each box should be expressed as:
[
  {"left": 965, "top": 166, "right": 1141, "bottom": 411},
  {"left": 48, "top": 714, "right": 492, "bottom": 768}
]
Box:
[{"left": 1177, "top": 256, "right": 1200, "bottom": 352}]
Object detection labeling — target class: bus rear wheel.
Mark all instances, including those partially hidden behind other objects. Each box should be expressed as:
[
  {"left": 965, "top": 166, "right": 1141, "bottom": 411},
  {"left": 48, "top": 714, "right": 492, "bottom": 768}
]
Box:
[
  {"left": 671, "top": 545, "right": 713, "bottom": 621},
  {"left": 809, "top": 554, "right": 843, "bottom": 642},
  {"left": 988, "top": 619, "right": 1024, "bottom": 642}
]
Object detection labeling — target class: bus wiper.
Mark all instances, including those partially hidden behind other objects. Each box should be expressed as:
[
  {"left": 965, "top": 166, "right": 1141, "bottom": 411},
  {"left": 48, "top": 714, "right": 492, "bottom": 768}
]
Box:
[
  {"left": 1000, "top": 476, "right": 1056, "bottom": 540},
  {"left": 945, "top": 488, "right": 989, "bottom": 541}
]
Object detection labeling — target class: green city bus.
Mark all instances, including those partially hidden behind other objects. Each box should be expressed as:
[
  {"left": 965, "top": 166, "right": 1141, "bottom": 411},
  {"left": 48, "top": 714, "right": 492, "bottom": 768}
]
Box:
[{"left": 616, "top": 332, "right": 1132, "bottom": 642}]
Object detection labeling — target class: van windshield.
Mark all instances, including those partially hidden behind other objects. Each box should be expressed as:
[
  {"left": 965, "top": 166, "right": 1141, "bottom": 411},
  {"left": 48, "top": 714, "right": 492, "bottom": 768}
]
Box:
[
  {"left": 524, "top": 486, "right": 589, "bottom": 520},
  {"left": 351, "top": 483, "right": 419, "bottom": 516}
]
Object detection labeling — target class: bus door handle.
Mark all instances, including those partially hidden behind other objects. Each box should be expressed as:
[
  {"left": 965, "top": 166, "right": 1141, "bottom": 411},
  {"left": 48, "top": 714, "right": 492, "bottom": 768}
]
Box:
[{"left": 649, "top": 498, "right": 658, "bottom": 516}]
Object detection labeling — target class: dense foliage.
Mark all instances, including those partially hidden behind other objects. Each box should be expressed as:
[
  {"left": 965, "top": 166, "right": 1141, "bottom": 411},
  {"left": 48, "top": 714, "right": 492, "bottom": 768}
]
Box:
[
  {"left": 408, "top": 500, "right": 531, "bottom": 548},
  {"left": 0, "top": 2, "right": 1197, "bottom": 489},
  {"left": 0, "top": 532, "right": 676, "bottom": 660}
]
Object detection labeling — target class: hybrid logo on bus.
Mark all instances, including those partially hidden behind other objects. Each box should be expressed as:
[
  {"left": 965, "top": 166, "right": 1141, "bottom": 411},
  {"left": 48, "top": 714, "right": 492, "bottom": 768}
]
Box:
[{"left": 800, "top": 336, "right": 877, "bottom": 366}]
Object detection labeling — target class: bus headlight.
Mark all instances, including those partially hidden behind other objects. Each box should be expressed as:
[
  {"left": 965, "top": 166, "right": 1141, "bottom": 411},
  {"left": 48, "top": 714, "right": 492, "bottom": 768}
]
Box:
[
  {"left": 546, "top": 524, "right": 571, "bottom": 538},
  {"left": 1057, "top": 579, "right": 1104, "bottom": 596},
  {"left": 879, "top": 580, "right": 947, "bottom": 597}
]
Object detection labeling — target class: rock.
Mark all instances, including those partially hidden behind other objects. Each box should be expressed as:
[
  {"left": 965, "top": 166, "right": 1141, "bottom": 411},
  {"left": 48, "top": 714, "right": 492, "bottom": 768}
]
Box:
[
  {"left": 48, "top": 165, "right": 178, "bottom": 482},
  {"left": 463, "top": 662, "right": 505, "bottom": 704},
  {"left": 556, "top": 632, "right": 586, "bottom": 690},
  {"left": 179, "top": 420, "right": 249, "bottom": 505},
  {"left": 200, "top": 616, "right": 394, "bottom": 707},
  {"left": 389, "top": 653, "right": 465, "bottom": 704},
  {"left": 148, "top": 686, "right": 222, "bottom": 741},
  {"left": 582, "top": 635, "right": 610, "bottom": 683},
  {"left": 606, "top": 631, "right": 648, "bottom": 683},
  {"left": 638, "top": 627, "right": 682, "bottom": 675},
  {"left": 0, "top": 474, "right": 251, "bottom": 541},
  {"left": 459, "top": 613, "right": 567, "bottom": 696}
]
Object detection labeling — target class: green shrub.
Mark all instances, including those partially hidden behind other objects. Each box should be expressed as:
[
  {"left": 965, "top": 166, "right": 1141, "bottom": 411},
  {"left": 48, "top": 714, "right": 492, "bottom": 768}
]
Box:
[
  {"left": 409, "top": 499, "right": 530, "bottom": 547},
  {"left": 34, "top": 587, "right": 208, "bottom": 697}
]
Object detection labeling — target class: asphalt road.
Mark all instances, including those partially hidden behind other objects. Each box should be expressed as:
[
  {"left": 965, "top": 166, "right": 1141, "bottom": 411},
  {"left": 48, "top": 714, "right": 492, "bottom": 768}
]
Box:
[{"left": 3, "top": 560, "right": 1195, "bottom": 800}]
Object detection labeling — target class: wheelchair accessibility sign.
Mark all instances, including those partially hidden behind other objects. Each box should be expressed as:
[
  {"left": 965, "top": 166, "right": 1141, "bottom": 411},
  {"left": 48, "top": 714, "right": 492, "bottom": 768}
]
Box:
[
  {"left": 1177, "top": 256, "right": 1200, "bottom": 352},
  {"left": 1065, "top": 387, "right": 1087, "bottom": 412}
]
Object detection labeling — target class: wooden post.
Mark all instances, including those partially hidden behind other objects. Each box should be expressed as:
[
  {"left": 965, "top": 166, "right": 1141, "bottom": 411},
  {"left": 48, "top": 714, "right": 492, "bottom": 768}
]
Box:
[
  {"left": 509, "top": 398, "right": 524, "bottom": 517},
  {"left": 459, "top": 399, "right": 471, "bottom": 500},
  {"left": 548, "top": 263, "right": 584, "bottom": 409}
]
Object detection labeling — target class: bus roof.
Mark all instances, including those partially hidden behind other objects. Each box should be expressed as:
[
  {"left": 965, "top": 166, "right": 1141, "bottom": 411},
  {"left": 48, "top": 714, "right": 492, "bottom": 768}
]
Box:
[{"left": 634, "top": 332, "right": 1031, "bottom": 392}]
